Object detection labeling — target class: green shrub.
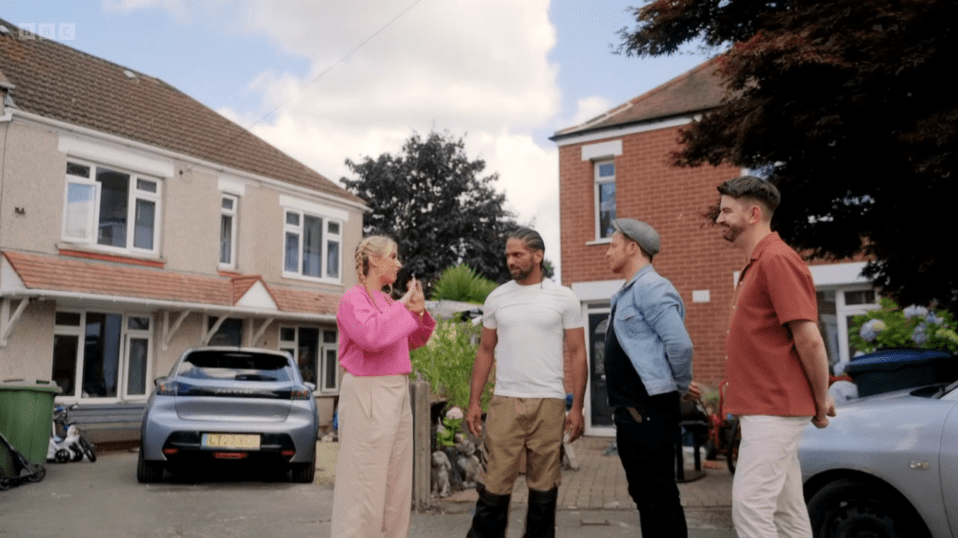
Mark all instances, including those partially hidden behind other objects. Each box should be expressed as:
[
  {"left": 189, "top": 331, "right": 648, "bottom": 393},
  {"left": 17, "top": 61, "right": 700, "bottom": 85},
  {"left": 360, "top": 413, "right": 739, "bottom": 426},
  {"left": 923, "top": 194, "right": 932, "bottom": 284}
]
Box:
[
  {"left": 430, "top": 264, "right": 496, "bottom": 304},
  {"left": 410, "top": 319, "right": 493, "bottom": 412}
]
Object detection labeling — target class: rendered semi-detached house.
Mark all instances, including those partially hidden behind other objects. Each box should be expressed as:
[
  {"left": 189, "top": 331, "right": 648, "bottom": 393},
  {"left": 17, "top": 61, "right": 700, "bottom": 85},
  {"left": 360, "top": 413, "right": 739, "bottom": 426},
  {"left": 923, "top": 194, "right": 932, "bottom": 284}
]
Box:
[{"left": 0, "top": 18, "right": 366, "bottom": 442}]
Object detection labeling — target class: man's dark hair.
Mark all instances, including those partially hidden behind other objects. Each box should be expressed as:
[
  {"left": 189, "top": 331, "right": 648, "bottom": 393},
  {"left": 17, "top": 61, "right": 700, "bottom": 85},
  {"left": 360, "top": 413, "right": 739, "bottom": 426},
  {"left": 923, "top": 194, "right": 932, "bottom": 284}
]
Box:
[
  {"left": 508, "top": 227, "right": 545, "bottom": 269},
  {"left": 717, "top": 175, "right": 781, "bottom": 215}
]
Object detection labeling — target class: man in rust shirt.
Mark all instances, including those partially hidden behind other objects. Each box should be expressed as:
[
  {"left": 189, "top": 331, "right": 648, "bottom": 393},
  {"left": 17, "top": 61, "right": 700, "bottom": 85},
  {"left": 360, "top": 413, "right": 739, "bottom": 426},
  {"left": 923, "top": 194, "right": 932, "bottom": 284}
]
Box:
[{"left": 716, "top": 176, "right": 835, "bottom": 538}]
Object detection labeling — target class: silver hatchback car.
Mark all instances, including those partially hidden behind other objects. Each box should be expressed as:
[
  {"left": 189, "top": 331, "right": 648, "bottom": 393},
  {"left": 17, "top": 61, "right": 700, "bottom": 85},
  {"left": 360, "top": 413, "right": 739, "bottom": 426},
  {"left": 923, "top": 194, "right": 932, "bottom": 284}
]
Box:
[
  {"left": 799, "top": 380, "right": 958, "bottom": 538},
  {"left": 137, "top": 347, "right": 319, "bottom": 483}
]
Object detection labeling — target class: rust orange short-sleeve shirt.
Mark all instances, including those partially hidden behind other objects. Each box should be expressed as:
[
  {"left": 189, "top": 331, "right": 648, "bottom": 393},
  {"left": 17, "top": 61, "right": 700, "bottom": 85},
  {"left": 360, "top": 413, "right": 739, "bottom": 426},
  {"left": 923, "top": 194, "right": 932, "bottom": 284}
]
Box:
[{"left": 725, "top": 232, "right": 817, "bottom": 417}]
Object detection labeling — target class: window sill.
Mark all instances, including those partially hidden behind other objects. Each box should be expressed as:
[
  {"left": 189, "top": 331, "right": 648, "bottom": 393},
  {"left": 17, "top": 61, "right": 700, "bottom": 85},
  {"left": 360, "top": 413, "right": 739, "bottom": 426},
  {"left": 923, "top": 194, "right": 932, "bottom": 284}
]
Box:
[
  {"left": 586, "top": 239, "right": 612, "bottom": 246},
  {"left": 281, "top": 272, "right": 342, "bottom": 286},
  {"left": 58, "top": 243, "right": 166, "bottom": 268}
]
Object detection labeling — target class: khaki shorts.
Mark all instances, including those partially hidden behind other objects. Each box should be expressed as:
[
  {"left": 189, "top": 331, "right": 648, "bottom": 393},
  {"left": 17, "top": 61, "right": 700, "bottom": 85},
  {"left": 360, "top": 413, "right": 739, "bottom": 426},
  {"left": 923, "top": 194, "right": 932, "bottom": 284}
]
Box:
[{"left": 481, "top": 395, "right": 566, "bottom": 495}]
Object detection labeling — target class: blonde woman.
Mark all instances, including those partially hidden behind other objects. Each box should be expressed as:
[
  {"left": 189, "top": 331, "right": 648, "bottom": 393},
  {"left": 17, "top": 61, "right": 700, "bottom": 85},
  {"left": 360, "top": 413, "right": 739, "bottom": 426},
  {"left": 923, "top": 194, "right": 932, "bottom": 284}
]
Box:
[{"left": 331, "top": 235, "right": 436, "bottom": 538}]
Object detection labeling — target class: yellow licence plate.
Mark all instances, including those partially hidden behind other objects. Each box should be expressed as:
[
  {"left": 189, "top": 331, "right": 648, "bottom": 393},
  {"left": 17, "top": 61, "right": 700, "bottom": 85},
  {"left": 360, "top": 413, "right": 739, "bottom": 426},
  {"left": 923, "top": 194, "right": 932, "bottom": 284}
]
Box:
[{"left": 201, "top": 433, "right": 261, "bottom": 450}]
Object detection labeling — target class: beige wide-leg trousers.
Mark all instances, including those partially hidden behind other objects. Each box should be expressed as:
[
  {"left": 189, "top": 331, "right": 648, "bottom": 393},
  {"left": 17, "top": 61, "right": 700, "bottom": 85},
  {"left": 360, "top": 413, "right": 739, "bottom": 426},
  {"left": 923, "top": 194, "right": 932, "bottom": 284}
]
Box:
[
  {"left": 331, "top": 373, "right": 412, "bottom": 538},
  {"left": 732, "top": 415, "right": 814, "bottom": 538}
]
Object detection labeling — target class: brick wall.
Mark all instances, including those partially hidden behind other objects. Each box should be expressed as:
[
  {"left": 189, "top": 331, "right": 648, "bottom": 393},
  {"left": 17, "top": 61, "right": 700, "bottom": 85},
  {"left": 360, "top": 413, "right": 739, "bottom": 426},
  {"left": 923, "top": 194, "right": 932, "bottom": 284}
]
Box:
[{"left": 559, "top": 125, "right": 743, "bottom": 388}]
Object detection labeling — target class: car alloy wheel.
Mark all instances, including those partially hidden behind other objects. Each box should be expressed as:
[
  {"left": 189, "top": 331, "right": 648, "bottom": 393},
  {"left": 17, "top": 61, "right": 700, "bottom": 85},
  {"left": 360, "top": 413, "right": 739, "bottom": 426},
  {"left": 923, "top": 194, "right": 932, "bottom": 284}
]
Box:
[{"left": 807, "top": 478, "right": 929, "bottom": 538}]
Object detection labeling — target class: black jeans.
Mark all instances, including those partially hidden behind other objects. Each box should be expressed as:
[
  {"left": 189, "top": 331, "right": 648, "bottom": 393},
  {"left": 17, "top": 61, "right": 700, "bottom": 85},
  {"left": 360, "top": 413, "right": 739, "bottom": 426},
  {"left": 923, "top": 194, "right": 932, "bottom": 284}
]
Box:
[{"left": 613, "top": 395, "right": 688, "bottom": 538}]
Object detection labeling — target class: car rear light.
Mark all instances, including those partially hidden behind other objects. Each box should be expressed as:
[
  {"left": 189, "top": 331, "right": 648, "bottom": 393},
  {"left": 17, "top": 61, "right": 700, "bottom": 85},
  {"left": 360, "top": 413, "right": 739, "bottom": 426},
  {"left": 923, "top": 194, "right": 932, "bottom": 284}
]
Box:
[
  {"left": 288, "top": 387, "right": 313, "bottom": 400},
  {"left": 162, "top": 448, "right": 179, "bottom": 455},
  {"left": 281, "top": 450, "right": 295, "bottom": 457},
  {"left": 213, "top": 452, "right": 248, "bottom": 460},
  {"left": 156, "top": 381, "right": 199, "bottom": 396},
  {"left": 155, "top": 381, "right": 178, "bottom": 396}
]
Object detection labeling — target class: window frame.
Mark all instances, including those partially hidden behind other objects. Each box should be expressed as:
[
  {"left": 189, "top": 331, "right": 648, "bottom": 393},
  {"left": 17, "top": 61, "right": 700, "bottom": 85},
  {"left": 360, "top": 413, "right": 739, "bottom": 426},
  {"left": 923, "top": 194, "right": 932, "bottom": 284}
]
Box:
[
  {"left": 835, "top": 287, "right": 881, "bottom": 364},
  {"left": 593, "top": 159, "right": 616, "bottom": 241},
  {"left": 280, "top": 326, "right": 339, "bottom": 394},
  {"left": 282, "top": 209, "right": 343, "bottom": 283},
  {"left": 52, "top": 310, "right": 154, "bottom": 403},
  {"left": 62, "top": 159, "right": 162, "bottom": 257},
  {"left": 219, "top": 194, "right": 238, "bottom": 269}
]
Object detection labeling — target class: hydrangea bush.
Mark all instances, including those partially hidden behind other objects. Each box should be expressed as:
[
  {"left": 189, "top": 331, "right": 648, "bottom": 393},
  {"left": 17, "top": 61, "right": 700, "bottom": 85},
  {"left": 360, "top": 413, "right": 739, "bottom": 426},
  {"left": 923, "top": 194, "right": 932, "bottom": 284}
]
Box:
[{"left": 849, "top": 298, "right": 958, "bottom": 354}]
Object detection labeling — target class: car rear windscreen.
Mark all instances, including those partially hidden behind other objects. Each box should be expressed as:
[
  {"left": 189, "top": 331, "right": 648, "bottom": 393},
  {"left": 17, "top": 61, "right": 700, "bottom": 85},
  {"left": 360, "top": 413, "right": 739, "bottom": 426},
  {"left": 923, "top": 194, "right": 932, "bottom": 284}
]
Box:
[{"left": 177, "top": 351, "right": 293, "bottom": 382}]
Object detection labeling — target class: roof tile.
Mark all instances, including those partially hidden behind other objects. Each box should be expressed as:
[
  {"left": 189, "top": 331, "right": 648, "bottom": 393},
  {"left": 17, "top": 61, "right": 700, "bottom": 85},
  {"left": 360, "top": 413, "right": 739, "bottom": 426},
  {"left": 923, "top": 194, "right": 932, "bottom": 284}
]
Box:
[{"left": 554, "top": 58, "right": 725, "bottom": 138}]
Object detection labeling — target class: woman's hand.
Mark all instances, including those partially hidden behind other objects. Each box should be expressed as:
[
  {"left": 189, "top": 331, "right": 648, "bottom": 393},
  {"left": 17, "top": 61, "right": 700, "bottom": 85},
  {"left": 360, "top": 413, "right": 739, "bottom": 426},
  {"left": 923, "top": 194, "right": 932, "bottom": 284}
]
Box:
[{"left": 402, "top": 277, "right": 426, "bottom": 316}]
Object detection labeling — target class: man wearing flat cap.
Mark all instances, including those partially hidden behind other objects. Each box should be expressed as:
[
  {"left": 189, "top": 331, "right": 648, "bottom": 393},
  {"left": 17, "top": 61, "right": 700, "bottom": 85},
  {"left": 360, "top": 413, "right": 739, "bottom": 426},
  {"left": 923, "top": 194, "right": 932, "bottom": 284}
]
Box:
[{"left": 604, "top": 218, "right": 694, "bottom": 537}]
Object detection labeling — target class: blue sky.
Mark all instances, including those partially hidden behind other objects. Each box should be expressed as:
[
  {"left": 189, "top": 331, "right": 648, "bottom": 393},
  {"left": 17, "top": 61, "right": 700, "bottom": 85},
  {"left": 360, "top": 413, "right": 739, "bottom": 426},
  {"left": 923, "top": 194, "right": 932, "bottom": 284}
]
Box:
[{"left": 1, "top": 0, "right": 708, "bottom": 277}]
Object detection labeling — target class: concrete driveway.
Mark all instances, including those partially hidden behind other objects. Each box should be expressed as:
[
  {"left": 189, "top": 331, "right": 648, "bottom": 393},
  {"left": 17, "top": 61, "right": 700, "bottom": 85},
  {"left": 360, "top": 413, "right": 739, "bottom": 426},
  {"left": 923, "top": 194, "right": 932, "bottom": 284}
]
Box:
[{"left": 0, "top": 445, "right": 736, "bottom": 537}]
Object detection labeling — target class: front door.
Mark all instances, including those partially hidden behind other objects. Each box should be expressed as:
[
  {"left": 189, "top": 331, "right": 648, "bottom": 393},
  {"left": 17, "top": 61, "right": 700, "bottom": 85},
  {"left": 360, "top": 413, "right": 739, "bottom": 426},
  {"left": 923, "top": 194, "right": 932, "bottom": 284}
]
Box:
[{"left": 585, "top": 304, "right": 614, "bottom": 436}]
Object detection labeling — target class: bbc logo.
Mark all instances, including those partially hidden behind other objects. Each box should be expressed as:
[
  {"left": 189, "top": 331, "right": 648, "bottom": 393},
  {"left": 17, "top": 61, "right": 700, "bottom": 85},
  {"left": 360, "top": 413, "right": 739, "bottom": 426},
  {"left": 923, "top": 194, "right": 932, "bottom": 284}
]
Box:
[{"left": 18, "top": 23, "right": 76, "bottom": 41}]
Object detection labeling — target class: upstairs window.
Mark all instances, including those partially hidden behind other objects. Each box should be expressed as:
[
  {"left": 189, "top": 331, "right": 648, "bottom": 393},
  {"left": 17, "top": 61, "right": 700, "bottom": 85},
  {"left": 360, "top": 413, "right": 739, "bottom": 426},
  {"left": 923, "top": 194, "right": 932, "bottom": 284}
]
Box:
[
  {"left": 594, "top": 160, "right": 616, "bottom": 239},
  {"left": 283, "top": 210, "right": 342, "bottom": 282},
  {"left": 220, "top": 195, "right": 238, "bottom": 268},
  {"left": 62, "top": 160, "right": 161, "bottom": 255}
]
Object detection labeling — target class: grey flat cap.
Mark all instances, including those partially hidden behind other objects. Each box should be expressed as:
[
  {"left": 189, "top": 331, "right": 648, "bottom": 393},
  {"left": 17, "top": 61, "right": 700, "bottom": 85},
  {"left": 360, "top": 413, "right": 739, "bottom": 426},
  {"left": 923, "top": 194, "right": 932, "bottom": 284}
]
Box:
[{"left": 612, "top": 218, "right": 660, "bottom": 257}]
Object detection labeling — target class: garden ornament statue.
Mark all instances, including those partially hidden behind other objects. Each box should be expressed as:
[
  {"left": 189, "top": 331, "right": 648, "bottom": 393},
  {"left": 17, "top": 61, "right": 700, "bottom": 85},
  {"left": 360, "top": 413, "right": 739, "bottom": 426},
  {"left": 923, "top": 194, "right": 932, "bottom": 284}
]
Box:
[{"left": 431, "top": 450, "right": 452, "bottom": 498}]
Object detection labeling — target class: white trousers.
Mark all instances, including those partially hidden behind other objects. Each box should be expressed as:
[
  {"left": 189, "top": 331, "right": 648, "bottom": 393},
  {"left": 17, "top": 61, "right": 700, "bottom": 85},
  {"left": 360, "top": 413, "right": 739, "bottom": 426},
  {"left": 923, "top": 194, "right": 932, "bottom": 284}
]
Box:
[
  {"left": 331, "top": 373, "right": 412, "bottom": 538},
  {"left": 732, "top": 415, "right": 813, "bottom": 538}
]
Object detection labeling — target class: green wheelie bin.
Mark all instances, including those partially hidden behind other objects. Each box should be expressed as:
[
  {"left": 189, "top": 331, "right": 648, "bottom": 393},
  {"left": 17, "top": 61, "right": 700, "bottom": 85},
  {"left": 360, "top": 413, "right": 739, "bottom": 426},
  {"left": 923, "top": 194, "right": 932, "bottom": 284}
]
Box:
[{"left": 0, "top": 379, "right": 60, "bottom": 476}]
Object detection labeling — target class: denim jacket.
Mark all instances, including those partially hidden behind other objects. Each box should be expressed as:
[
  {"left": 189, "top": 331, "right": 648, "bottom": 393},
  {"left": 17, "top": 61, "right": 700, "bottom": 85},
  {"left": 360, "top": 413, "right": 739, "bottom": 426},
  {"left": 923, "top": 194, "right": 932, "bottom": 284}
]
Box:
[{"left": 610, "top": 265, "right": 694, "bottom": 396}]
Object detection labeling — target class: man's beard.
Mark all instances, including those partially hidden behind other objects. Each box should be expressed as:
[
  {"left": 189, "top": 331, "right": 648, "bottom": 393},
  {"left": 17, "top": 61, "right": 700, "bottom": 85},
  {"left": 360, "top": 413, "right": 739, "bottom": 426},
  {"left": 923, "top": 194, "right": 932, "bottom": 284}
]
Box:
[
  {"left": 511, "top": 265, "right": 533, "bottom": 282},
  {"left": 722, "top": 224, "right": 742, "bottom": 243}
]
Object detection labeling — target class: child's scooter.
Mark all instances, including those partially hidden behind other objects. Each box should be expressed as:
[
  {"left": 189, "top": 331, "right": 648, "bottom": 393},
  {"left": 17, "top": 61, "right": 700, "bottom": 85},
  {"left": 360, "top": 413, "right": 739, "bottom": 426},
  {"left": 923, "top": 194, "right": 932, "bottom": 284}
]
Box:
[{"left": 47, "top": 404, "right": 96, "bottom": 463}]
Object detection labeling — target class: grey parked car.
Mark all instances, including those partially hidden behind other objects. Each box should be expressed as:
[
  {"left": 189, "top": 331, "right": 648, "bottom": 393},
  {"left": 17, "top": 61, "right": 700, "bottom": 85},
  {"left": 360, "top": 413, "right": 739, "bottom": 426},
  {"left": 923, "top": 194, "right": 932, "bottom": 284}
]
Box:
[
  {"left": 799, "top": 380, "right": 958, "bottom": 538},
  {"left": 137, "top": 347, "right": 318, "bottom": 484}
]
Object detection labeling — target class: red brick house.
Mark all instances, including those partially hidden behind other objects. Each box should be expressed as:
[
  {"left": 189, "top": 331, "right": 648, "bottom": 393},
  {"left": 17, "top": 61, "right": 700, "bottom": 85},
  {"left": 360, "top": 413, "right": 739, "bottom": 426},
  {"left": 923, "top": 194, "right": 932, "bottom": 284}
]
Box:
[{"left": 552, "top": 60, "right": 878, "bottom": 436}]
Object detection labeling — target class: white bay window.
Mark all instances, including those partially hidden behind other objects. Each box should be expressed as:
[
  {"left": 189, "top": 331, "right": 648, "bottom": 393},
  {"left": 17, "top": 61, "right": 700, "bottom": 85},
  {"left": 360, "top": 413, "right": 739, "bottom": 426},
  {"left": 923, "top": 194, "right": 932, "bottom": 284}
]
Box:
[{"left": 52, "top": 311, "right": 153, "bottom": 401}]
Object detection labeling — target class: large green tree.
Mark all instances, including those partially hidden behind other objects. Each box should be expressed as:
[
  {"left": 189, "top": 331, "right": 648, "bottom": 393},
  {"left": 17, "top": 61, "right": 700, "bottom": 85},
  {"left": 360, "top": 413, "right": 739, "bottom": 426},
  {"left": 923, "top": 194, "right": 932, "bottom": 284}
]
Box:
[
  {"left": 342, "top": 131, "right": 518, "bottom": 291},
  {"left": 618, "top": 0, "right": 958, "bottom": 309}
]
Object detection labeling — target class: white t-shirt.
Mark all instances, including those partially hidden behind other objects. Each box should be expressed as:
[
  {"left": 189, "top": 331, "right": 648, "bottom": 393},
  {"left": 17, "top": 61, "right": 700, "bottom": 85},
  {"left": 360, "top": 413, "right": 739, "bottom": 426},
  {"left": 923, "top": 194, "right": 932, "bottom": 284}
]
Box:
[{"left": 482, "top": 279, "right": 584, "bottom": 399}]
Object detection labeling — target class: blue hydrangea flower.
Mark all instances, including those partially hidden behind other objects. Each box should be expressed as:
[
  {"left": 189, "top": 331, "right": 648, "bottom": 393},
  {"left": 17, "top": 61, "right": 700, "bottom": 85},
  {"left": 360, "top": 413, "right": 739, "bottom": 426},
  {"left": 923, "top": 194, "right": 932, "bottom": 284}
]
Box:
[
  {"left": 925, "top": 313, "right": 944, "bottom": 325},
  {"left": 912, "top": 323, "right": 928, "bottom": 345},
  {"left": 904, "top": 305, "right": 929, "bottom": 319},
  {"left": 860, "top": 319, "right": 886, "bottom": 342}
]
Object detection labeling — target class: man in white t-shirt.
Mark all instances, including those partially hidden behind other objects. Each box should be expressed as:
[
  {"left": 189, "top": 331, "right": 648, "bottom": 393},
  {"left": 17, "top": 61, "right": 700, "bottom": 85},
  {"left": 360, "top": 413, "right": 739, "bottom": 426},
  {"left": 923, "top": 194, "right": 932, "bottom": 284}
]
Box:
[{"left": 465, "top": 228, "right": 587, "bottom": 538}]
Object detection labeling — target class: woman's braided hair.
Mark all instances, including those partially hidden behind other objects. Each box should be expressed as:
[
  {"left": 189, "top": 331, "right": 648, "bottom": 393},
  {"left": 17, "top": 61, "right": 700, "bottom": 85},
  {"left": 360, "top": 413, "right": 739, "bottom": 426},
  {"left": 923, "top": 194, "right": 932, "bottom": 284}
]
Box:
[{"left": 355, "top": 235, "right": 398, "bottom": 292}]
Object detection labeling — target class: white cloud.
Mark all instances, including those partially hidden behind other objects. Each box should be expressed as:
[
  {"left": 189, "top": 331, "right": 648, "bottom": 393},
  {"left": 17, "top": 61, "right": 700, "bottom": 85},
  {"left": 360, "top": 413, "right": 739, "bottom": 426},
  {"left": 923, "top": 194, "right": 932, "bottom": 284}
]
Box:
[
  {"left": 102, "top": 0, "right": 189, "bottom": 19},
  {"left": 236, "top": 0, "right": 559, "bottom": 128},
  {"left": 565, "top": 95, "right": 615, "bottom": 130},
  {"left": 127, "top": 0, "right": 567, "bottom": 277},
  {"left": 225, "top": 0, "right": 565, "bottom": 274}
]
